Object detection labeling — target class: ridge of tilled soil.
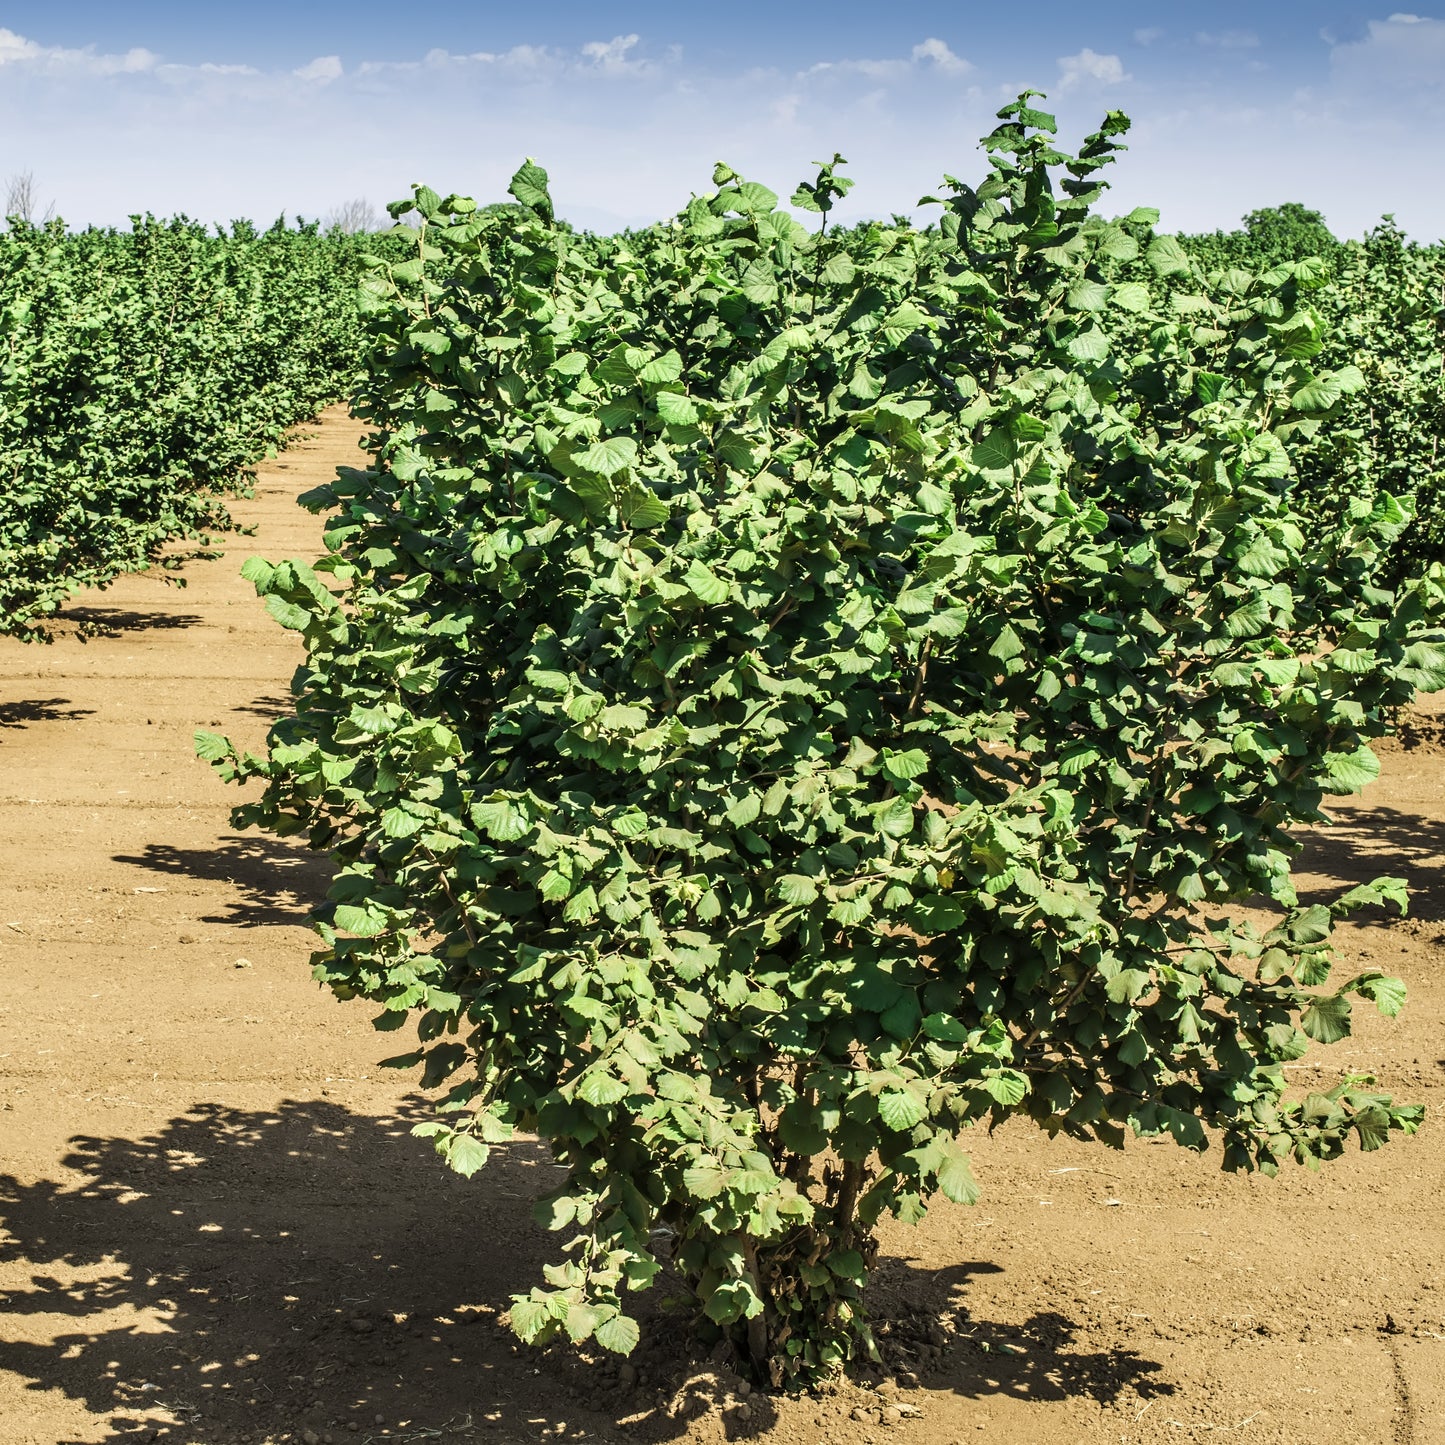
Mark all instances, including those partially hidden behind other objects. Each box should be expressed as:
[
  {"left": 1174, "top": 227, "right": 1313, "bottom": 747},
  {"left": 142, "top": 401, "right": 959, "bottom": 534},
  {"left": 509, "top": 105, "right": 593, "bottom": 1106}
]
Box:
[{"left": 1, "top": 408, "right": 1442, "bottom": 1445}]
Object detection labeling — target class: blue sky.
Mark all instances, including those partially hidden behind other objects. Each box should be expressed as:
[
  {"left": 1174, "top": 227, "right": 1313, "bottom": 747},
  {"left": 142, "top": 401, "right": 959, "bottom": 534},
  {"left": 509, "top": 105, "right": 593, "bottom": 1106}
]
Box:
[{"left": 1, "top": 3, "right": 1442, "bottom": 237}]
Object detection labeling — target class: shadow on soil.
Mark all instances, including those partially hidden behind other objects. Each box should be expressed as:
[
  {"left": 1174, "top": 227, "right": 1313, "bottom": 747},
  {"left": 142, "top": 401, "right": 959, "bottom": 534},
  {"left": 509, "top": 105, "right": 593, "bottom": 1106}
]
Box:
[
  {"left": 230, "top": 692, "right": 296, "bottom": 721},
  {"left": 112, "top": 835, "right": 330, "bottom": 927},
  {"left": 0, "top": 1100, "right": 1170, "bottom": 1445},
  {"left": 0, "top": 697, "right": 97, "bottom": 730},
  {"left": 58, "top": 606, "right": 205, "bottom": 636},
  {"left": 1297, "top": 803, "right": 1445, "bottom": 925}
]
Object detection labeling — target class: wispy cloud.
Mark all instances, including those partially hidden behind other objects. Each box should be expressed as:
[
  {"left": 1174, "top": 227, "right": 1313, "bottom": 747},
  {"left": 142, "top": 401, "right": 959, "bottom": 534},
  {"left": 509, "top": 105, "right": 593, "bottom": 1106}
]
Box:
[
  {"left": 293, "top": 55, "right": 343, "bottom": 83},
  {"left": 1194, "top": 30, "right": 1262, "bottom": 50},
  {"left": 580, "top": 34, "right": 650, "bottom": 75},
  {"left": 805, "top": 36, "right": 972, "bottom": 83},
  {"left": 1133, "top": 28, "right": 1165, "bottom": 47}
]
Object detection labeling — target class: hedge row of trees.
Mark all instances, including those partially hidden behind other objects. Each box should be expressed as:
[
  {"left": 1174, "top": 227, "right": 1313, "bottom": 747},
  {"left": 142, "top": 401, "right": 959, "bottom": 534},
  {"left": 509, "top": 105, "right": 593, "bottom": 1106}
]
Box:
[{"left": 0, "top": 215, "right": 376, "bottom": 636}]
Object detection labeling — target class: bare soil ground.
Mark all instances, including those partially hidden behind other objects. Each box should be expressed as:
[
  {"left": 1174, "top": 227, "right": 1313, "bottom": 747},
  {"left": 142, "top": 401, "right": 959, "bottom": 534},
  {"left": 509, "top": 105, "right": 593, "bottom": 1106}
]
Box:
[{"left": 2, "top": 408, "right": 1443, "bottom": 1445}]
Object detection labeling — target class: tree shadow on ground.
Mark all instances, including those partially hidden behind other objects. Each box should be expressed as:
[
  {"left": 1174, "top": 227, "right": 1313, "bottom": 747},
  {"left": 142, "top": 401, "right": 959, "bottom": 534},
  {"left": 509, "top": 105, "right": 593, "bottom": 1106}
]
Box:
[
  {"left": 58, "top": 607, "right": 204, "bottom": 636},
  {"left": 1296, "top": 804, "right": 1445, "bottom": 926},
  {"left": 0, "top": 698, "right": 97, "bottom": 731},
  {"left": 229, "top": 693, "right": 295, "bottom": 722},
  {"left": 112, "top": 835, "right": 330, "bottom": 927},
  {"left": 862, "top": 1256, "right": 1171, "bottom": 1412},
  {"left": 0, "top": 1099, "right": 1172, "bottom": 1445}
]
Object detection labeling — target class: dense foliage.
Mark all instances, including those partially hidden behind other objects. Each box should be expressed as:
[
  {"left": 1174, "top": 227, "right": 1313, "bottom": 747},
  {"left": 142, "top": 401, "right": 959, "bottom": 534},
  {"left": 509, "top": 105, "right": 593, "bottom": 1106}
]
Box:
[
  {"left": 1180, "top": 211, "right": 1445, "bottom": 581},
  {"left": 1181, "top": 202, "right": 1341, "bottom": 270},
  {"left": 208, "top": 99, "right": 1445, "bottom": 1385},
  {"left": 0, "top": 214, "right": 368, "bottom": 636}
]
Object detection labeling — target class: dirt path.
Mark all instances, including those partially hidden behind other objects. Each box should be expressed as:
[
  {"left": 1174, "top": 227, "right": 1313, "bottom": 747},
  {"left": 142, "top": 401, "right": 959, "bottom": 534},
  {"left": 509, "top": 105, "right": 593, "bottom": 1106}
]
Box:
[{"left": 2, "top": 411, "right": 1443, "bottom": 1445}]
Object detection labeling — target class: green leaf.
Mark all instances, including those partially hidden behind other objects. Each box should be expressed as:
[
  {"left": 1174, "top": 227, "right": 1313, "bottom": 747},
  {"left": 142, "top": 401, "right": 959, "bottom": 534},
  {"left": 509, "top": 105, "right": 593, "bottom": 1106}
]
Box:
[
  {"left": 1066, "top": 280, "right": 1110, "bottom": 312},
  {"left": 508, "top": 159, "right": 554, "bottom": 219},
  {"left": 1110, "top": 281, "right": 1151, "bottom": 314},
  {"left": 574, "top": 436, "right": 637, "bottom": 476},
  {"left": 1321, "top": 745, "right": 1381, "bottom": 794},
  {"left": 638, "top": 350, "right": 684, "bottom": 385},
  {"left": 921, "top": 1012, "right": 969, "bottom": 1044},
  {"left": 265, "top": 595, "right": 310, "bottom": 631},
  {"left": 654, "top": 391, "right": 698, "bottom": 426},
  {"left": 936, "top": 1148, "right": 980, "bottom": 1205},
  {"left": 617, "top": 484, "right": 669, "bottom": 529},
  {"left": 778, "top": 874, "right": 819, "bottom": 905},
  {"left": 509, "top": 1297, "right": 553, "bottom": 1344},
  {"left": 1300, "top": 994, "right": 1351, "bottom": 1045},
  {"left": 382, "top": 806, "right": 424, "bottom": 838},
  {"left": 240, "top": 555, "right": 275, "bottom": 588},
  {"left": 445, "top": 1133, "right": 490, "bottom": 1177},
  {"left": 577, "top": 1070, "right": 629, "bottom": 1106},
  {"left": 683, "top": 1165, "right": 727, "bottom": 1199},
  {"left": 1146, "top": 235, "right": 1191, "bottom": 277},
  {"left": 971, "top": 427, "right": 1016, "bottom": 473},
  {"left": 194, "top": 730, "right": 234, "bottom": 761},
  {"left": 595, "top": 1314, "right": 641, "bottom": 1355},
  {"left": 565, "top": 1302, "right": 602, "bottom": 1343},
  {"left": 878, "top": 1087, "right": 927, "bottom": 1131},
  {"left": 332, "top": 904, "right": 387, "bottom": 937},
  {"left": 471, "top": 798, "right": 530, "bottom": 841},
  {"left": 882, "top": 748, "right": 929, "bottom": 785},
  {"left": 683, "top": 560, "right": 730, "bottom": 605}
]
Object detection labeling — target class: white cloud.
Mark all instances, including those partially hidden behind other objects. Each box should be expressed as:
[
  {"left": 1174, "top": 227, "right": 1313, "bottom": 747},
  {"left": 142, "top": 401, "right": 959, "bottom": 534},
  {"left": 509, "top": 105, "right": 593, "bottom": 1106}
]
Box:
[
  {"left": 1133, "top": 27, "right": 1165, "bottom": 46},
  {"left": 1330, "top": 12, "right": 1445, "bottom": 90},
  {"left": 0, "top": 27, "right": 42, "bottom": 63},
  {"left": 1195, "top": 30, "right": 1261, "bottom": 49},
  {"left": 911, "top": 38, "right": 972, "bottom": 75},
  {"left": 0, "top": 27, "right": 156, "bottom": 75},
  {"left": 581, "top": 34, "right": 650, "bottom": 75},
  {"left": 293, "top": 55, "right": 343, "bottom": 84},
  {"left": 1057, "top": 48, "right": 1129, "bottom": 89}
]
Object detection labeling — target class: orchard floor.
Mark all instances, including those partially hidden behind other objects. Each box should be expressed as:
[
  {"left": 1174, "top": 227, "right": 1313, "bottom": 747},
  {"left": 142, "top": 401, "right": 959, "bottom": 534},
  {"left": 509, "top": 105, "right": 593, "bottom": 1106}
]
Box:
[{"left": 2, "top": 408, "right": 1443, "bottom": 1445}]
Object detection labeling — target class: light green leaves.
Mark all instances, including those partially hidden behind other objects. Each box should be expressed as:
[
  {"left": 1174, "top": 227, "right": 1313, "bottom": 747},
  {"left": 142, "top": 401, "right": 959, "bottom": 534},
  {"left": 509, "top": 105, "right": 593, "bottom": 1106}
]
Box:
[
  {"left": 1146, "top": 234, "right": 1191, "bottom": 276},
  {"left": 778, "top": 875, "right": 819, "bottom": 905},
  {"left": 1110, "top": 281, "right": 1151, "bottom": 313},
  {"left": 881, "top": 748, "right": 929, "bottom": 787},
  {"left": 654, "top": 391, "right": 698, "bottom": 426},
  {"left": 878, "top": 1087, "right": 927, "bottom": 1131},
  {"left": 1320, "top": 745, "right": 1381, "bottom": 794},
  {"left": 194, "top": 731, "right": 234, "bottom": 762},
  {"left": 595, "top": 1314, "right": 641, "bottom": 1355},
  {"left": 682, "top": 560, "right": 730, "bottom": 605},
  {"left": 332, "top": 904, "right": 387, "bottom": 937},
  {"left": 937, "top": 1148, "right": 980, "bottom": 1206},
  {"left": 264, "top": 594, "right": 310, "bottom": 631},
  {"left": 574, "top": 436, "right": 637, "bottom": 477}
]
